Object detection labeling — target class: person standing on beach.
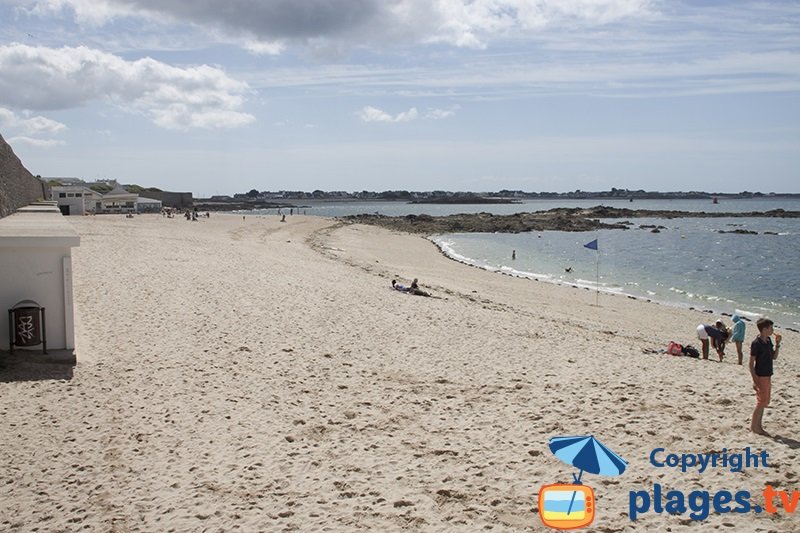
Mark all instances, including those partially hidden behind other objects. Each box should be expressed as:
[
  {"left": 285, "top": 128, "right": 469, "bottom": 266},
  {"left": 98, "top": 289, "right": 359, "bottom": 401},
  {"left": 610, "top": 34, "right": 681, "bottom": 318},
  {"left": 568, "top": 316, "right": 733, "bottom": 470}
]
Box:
[
  {"left": 750, "top": 318, "right": 781, "bottom": 434},
  {"left": 731, "top": 314, "right": 747, "bottom": 365}
]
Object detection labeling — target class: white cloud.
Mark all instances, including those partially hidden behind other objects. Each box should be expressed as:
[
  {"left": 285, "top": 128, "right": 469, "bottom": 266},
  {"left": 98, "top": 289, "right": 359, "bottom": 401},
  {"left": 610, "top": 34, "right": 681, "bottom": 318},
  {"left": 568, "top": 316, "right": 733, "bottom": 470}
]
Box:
[
  {"left": 0, "top": 106, "right": 67, "bottom": 135},
  {"left": 357, "top": 105, "right": 458, "bottom": 122},
  {"left": 21, "top": 114, "right": 67, "bottom": 134},
  {"left": 7, "top": 135, "right": 66, "bottom": 147},
  {"left": 20, "top": 0, "right": 134, "bottom": 26},
  {"left": 0, "top": 107, "right": 17, "bottom": 127},
  {"left": 0, "top": 44, "right": 255, "bottom": 130},
  {"left": 358, "top": 106, "right": 393, "bottom": 122},
  {"left": 358, "top": 106, "right": 418, "bottom": 123},
  {"left": 243, "top": 40, "right": 286, "bottom": 56},
  {"left": 425, "top": 105, "right": 461, "bottom": 119}
]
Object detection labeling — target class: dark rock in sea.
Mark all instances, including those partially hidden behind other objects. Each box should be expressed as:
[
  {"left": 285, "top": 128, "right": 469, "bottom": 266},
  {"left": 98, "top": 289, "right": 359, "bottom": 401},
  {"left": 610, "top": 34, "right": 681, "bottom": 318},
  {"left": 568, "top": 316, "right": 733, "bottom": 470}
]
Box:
[
  {"left": 717, "top": 229, "right": 759, "bottom": 235},
  {"left": 640, "top": 224, "right": 667, "bottom": 232},
  {"left": 341, "top": 206, "right": 800, "bottom": 235}
]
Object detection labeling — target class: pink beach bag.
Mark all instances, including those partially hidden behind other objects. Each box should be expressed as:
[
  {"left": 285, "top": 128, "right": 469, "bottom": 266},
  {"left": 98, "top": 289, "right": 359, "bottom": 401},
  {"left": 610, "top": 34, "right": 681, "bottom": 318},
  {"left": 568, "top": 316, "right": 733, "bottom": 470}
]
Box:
[{"left": 667, "top": 341, "right": 683, "bottom": 356}]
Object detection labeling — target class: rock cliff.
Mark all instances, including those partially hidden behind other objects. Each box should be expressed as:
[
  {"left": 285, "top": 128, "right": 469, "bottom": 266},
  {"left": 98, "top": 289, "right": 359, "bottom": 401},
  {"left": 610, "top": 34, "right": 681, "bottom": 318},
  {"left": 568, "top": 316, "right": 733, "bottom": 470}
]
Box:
[{"left": 0, "top": 133, "right": 48, "bottom": 218}]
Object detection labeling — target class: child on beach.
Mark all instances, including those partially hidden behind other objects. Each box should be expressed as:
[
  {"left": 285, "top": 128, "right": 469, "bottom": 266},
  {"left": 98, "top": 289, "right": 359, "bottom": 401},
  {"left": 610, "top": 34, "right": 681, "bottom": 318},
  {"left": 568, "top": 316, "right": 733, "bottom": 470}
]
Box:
[
  {"left": 391, "top": 279, "right": 409, "bottom": 292},
  {"left": 731, "top": 314, "right": 746, "bottom": 365},
  {"left": 749, "top": 318, "right": 781, "bottom": 435}
]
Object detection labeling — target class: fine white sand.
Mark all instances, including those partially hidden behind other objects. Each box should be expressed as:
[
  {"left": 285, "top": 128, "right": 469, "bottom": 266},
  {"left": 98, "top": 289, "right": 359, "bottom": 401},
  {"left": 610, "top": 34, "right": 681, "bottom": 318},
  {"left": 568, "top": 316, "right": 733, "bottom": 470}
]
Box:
[{"left": 1, "top": 213, "right": 798, "bottom": 532}]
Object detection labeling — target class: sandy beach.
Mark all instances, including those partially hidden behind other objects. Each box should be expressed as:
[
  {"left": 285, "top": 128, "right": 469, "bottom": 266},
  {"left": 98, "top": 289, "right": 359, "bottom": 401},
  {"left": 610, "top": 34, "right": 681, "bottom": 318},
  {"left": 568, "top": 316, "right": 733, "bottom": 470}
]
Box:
[{"left": 1, "top": 214, "right": 798, "bottom": 532}]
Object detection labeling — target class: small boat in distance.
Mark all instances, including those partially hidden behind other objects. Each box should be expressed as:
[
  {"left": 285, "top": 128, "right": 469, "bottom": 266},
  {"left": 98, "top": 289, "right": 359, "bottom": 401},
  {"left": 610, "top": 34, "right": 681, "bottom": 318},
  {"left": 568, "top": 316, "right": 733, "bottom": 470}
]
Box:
[{"left": 712, "top": 197, "right": 719, "bottom": 204}]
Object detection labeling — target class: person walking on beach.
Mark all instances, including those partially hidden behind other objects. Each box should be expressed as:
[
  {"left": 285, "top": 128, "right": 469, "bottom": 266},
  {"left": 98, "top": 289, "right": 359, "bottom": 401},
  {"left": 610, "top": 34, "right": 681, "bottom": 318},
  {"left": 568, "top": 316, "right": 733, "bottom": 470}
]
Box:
[
  {"left": 731, "top": 314, "right": 747, "bottom": 365},
  {"left": 749, "top": 318, "right": 781, "bottom": 435}
]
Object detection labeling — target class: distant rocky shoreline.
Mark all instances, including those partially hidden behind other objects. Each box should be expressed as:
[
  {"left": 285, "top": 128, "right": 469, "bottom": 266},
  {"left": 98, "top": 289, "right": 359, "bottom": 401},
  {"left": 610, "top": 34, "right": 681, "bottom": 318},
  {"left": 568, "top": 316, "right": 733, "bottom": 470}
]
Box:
[
  {"left": 193, "top": 200, "right": 294, "bottom": 211},
  {"left": 409, "top": 196, "right": 520, "bottom": 204},
  {"left": 342, "top": 206, "right": 800, "bottom": 234}
]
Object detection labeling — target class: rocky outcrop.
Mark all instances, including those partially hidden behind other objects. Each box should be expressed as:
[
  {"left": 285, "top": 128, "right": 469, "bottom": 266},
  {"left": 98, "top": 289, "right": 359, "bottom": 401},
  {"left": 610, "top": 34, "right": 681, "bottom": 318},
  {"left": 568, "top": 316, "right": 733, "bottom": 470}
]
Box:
[
  {"left": 343, "top": 206, "right": 800, "bottom": 234},
  {"left": 342, "top": 210, "right": 631, "bottom": 234},
  {"left": 0, "top": 134, "right": 48, "bottom": 218}
]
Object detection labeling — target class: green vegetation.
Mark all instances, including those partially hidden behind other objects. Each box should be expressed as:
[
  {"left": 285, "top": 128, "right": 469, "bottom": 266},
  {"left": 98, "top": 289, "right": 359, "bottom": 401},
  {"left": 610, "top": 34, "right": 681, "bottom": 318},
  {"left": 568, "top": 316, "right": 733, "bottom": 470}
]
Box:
[{"left": 89, "top": 183, "right": 113, "bottom": 194}]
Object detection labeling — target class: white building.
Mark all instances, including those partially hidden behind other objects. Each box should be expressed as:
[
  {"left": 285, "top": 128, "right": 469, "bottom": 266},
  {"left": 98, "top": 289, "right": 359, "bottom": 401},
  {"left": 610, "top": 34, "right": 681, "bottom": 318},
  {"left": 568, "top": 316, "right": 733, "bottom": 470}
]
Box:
[
  {"left": 51, "top": 182, "right": 148, "bottom": 215},
  {"left": 50, "top": 186, "right": 101, "bottom": 216},
  {"left": 99, "top": 183, "right": 138, "bottom": 214},
  {"left": 0, "top": 203, "right": 79, "bottom": 361},
  {"left": 137, "top": 196, "right": 163, "bottom": 213}
]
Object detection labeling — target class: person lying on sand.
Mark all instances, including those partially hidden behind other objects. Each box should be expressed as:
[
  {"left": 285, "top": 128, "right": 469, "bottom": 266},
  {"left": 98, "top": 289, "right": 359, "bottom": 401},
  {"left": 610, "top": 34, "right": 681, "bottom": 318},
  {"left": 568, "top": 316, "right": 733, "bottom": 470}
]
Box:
[
  {"left": 391, "top": 279, "right": 409, "bottom": 293},
  {"left": 409, "top": 278, "right": 431, "bottom": 297},
  {"left": 392, "top": 278, "right": 432, "bottom": 297}
]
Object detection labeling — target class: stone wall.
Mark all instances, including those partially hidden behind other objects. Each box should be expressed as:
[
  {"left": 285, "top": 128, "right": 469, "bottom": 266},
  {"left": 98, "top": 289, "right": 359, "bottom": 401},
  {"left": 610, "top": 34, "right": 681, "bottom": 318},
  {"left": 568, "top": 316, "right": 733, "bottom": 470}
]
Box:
[
  {"left": 0, "top": 134, "right": 48, "bottom": 218},
  {"left": 139, "top": 190, "right": 194, "bottom": 208}
]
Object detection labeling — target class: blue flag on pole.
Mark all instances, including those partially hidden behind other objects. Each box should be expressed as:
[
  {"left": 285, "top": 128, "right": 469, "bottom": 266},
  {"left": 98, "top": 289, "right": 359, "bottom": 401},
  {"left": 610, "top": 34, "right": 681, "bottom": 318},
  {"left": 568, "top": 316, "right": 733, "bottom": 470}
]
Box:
[{"left": 584, "top": 239, "right": 598, "bottom": 250}]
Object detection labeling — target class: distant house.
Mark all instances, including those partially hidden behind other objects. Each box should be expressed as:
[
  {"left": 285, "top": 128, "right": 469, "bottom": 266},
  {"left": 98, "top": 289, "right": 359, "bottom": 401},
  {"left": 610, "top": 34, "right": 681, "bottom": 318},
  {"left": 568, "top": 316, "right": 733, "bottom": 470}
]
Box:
[
  {"left": 50, "top": 186, "right": 102, "bottom": 216},
  {"left": 137, "top": 196, "right": 162, "bottom": 213},
  {"left": 47, "top": 177, "right": 86, "bottom": 186},
  {"left": 99, "top": 182, "right": 138, "bottom": 214}
]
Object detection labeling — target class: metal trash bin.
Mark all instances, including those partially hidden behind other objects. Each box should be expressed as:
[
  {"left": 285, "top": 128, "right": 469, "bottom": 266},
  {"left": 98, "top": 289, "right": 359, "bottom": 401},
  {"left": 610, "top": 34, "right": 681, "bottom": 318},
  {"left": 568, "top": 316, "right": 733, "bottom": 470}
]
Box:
[{"left": 8, "top": 300, "right": 47, "bottom": 354}]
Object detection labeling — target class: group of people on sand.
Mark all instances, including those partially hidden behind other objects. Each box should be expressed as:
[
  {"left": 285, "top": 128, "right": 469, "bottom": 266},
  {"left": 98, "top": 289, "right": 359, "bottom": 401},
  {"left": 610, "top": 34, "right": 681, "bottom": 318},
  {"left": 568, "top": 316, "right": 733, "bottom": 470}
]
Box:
[
  {"left": 391, "top": 278, "right": 431, "bottom": 297},
  {"left": 696, "top": 316, "right": 782, "bottom": 435},
  {"left": 695, "top": 314, "right": 747, "bottom": 364}
]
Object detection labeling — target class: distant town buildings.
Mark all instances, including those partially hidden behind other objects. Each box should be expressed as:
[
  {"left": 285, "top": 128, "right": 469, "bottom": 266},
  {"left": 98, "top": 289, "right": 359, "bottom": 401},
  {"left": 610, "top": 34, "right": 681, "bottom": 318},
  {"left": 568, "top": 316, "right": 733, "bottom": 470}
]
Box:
[
  {"left": 230, "top": 188, "right": 786, "bottom": 202},
  {"left": 43, "top": 177, "right": 798, "bottom": 216},
  {"left": 50, "top": 181, "right": 145, "bottom": 215},
  {"left": 47, "top": 178, "right": 195, "bottom": 215}
]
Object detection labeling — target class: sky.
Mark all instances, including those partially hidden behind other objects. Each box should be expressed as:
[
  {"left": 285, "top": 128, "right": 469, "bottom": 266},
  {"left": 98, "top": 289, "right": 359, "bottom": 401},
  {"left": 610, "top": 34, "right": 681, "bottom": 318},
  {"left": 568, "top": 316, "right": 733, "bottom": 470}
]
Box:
[{"left": 0, "top": 1, "right": 798, "bottom": 196}]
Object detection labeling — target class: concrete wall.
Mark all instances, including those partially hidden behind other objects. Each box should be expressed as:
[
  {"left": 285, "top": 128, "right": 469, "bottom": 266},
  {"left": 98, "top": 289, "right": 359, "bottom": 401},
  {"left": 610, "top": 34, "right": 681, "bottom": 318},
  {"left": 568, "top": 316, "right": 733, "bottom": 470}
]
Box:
[
  {"left": 0, "top": 209, "right": 80, "bottom": 353},
  {"left": 0, "top": 134, "right": 48, "bottom": 219},
  {"left": 139, "top": 190, "right": 194, "bottom": 208}
]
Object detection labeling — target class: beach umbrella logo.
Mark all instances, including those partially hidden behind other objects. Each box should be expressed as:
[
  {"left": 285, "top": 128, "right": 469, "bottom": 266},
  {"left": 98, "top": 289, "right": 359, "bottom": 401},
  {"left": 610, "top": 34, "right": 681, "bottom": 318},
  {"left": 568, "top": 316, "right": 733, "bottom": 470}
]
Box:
[{"left": 538, "top": 435, "right": 627, "bottom": 530}]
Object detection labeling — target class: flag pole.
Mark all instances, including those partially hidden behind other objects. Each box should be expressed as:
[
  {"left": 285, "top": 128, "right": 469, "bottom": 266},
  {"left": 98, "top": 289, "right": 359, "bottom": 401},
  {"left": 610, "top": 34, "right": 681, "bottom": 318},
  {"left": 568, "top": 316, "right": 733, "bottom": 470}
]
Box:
[
  {"left": 583, "top": 237, "right": 600, "bottom": 306},
  {"left": 595, "top": 243, "right": 599, "bottom": 306}
]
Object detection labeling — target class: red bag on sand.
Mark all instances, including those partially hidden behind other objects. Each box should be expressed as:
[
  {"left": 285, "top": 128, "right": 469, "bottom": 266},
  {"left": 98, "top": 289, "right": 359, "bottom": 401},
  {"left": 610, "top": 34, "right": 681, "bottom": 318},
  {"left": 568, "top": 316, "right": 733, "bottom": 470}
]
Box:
[{"left": 667, "top": 341, "right": 683, "bottom": 356}]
